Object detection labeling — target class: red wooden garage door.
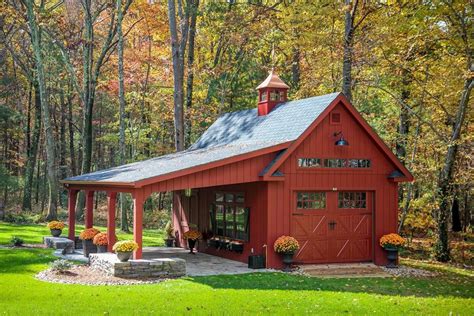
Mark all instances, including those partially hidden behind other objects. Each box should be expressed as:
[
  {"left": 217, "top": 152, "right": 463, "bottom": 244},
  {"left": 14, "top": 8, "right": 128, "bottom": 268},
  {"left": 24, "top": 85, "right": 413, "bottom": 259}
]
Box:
[{"left": 291, "top": 191, "right": 373, "bottom": 263}]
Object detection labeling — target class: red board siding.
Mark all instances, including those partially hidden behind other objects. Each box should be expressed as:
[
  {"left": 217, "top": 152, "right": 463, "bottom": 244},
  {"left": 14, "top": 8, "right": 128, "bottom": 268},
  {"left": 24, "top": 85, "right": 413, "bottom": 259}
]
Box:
[
  {"left": 143, "top": 152, "right": 276, "bottom": 198},
  {"left": 266, "top": 103, "right": 399, "bottom": 268}
]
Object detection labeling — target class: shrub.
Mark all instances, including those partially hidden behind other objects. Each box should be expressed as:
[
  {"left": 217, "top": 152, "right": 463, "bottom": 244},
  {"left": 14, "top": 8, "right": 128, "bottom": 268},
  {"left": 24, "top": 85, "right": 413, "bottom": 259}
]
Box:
[
  {"left": 4, "top": 213, "right": 42, "bottom": 224},
  {"left": 47, "top": 221, "right": 65, "bottom": 230},
  {"left": 113, "top": 240, "right": 139, "bottom": 252},
  {"left": 79, "top": 228, "right": 101, "bottom": 240},
  {"left": 274, "top": 236, "right": 300, "bottom": 254},
  {"left": 380, "top": 233, "right": 406, "bottom": 249},
  {"left": 49, "top": 259, "right": 73, "bottom": 273},
  {"left": 93, "top": 233, "right": 109, "bottom": 246},
  {"left": 10, "top": 236, "right": 24, "bottom": 247},
  {"left": 183, "top": 229, "right": 202, "bottom": 240}
]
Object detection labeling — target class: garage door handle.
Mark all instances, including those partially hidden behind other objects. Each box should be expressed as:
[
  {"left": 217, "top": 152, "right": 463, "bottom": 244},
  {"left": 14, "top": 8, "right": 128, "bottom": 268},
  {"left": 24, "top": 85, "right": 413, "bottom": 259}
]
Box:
[
  {"left": 292, "top": 213, "right": 304, "bottom": 216},
  {"left": 328, "top": 221, "right": 337, "bottom": 230}
]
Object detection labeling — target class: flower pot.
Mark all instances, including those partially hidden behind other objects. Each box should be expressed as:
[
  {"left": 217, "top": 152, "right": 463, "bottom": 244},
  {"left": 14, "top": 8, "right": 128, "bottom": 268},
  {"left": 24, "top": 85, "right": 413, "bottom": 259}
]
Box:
[
  {"left": 385, "top": 247, "right": 398, "bottom": 268},
  {"left": 165, "top": 238, "right": 174, "bottom": 247},
  {"left": 96, "top": 245, "right": 108, "bottom": 253},
  {"left": 82, "top": 239, "right": 97, "bottom": 257},
  {"left": 50, "top": 229, "right": 62, "bottom": 237},
  {"left": 188, "top": 239, "right": 197, "bottom": 254},
  {"left": 116, "top": 251, "right": 133, "bottom": 262},
  {"left": 281, "top": 253, "right": 294, "bottom": 272}
]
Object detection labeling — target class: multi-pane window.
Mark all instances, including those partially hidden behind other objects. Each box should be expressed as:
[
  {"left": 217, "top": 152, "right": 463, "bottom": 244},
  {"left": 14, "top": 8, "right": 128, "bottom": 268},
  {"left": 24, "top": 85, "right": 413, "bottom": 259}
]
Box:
[
  {"left": 210, "top": 192, "right": 249, "bottom": 241},
  {"left": 324, "top": 159, "right": 346, "bottom": 168},
  {"left": 298, "top": 158, "right": 371, "bottom": 169},
  {"left": 270, "top": 90, "right": 281, "bottom": 101},
  {"left": 298, "top": 158, "right": 322, "bottom": 167},
  {"left": 260, "top": 92, "right": 267, "bottom": 102},
  {"left": 297, "top": 192, "right": 326, "bottom": 209},
  {"left": 338, "top": 192, "right": 367, "bottom": 209}
]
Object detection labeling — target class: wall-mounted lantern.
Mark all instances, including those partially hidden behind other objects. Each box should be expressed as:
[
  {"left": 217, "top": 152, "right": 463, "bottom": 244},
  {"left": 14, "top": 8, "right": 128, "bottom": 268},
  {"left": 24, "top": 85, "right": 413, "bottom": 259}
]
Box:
[{"left": 334, "top": 131, "right": 349, "bottom": 146}]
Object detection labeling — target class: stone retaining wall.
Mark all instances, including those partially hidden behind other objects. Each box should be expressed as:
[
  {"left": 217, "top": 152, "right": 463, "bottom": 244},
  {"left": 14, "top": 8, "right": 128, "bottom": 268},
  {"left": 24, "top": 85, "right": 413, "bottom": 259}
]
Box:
[{"left": 89, "top": 253, "right": 186, "bottom": 278}]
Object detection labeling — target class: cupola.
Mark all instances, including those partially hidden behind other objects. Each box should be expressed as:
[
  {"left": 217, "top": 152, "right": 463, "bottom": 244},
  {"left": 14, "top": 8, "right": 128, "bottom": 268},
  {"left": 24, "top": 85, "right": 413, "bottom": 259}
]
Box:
[{"left": 256, "top": 70, "right": 289, "bottom": 116}]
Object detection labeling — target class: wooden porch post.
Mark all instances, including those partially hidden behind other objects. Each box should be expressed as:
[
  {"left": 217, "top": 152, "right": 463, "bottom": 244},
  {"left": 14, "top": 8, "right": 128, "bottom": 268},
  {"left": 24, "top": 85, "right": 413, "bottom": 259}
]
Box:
[
  {"left": 132, "top": 190, "right": 144, "bottom": 259},
  {"left": 67, "top": 189, "right": 78, "bottom": 241},
  {"left": 106, "top": 192, "right": 117, "bottom": 252},
  {"left": 85, "top": 190, "right": 94, "bottom": 228}
]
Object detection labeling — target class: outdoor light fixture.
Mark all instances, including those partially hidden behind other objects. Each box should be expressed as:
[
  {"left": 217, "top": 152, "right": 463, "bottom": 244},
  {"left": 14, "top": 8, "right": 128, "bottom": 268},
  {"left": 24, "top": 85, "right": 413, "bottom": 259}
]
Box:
[
  {"left": 184, "top": 188, "right": 192, "bottom": 197},
  {"left": 334, "top": 131, "right": 349, "bottom": 146}
]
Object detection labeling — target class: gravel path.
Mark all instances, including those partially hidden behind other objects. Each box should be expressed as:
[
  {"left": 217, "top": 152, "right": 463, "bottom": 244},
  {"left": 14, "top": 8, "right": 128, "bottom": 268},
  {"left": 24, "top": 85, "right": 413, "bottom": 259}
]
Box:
[
  {"left": 36, "top": 265, "right": 170, "bottom": 286},
  {"left": 381, "top": 265, "right": 438, "bottom": 277}
]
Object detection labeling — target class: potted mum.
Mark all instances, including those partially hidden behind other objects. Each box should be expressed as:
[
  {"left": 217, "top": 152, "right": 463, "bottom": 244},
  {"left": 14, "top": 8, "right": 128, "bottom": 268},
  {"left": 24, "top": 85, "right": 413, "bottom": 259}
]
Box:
[
  {"left": 379, "top": 233, "right": 405, "bottom": 268},
  {"left": 183, "top": 229, "right": 202, "bottom": 254},
  {"left": 79, "top": 228, "right": 100, "bottom": 257},
  {"left": 274, "top": 235, "right": 300, "bottom": 272},
  {"left": 47, "top": 221, "right": 65, "bottom": 237},
  {"left": 164, "top": 221, "right": 175, "bottom": 247},
  {"left": 112, "top": 240, "right": 139, "bottom": 262},
  {"left": 93, "top": 233, "right": 109, "bottom": 253}
]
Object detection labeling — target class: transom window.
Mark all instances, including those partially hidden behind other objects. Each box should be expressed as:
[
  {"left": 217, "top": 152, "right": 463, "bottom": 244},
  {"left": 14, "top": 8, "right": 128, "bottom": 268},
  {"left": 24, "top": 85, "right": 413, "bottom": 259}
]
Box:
[
  {"left": 211, "top": 192, "right": 249, "bottom": 241},
  {"left": 298, "top": 158, "right": 371, "bottom": 168},
  {"left": 338, "top": 192, "right": 367, "bottom": 209},
  {"left": 297, "top": 192, "right": 326, "bottom": 209}
]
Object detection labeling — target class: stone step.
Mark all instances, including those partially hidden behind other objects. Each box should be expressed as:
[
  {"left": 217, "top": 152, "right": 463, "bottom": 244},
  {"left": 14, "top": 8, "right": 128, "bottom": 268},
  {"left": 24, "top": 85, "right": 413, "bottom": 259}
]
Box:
[{"left": 43, "top": 237, "right": 75, "bottom": 254}]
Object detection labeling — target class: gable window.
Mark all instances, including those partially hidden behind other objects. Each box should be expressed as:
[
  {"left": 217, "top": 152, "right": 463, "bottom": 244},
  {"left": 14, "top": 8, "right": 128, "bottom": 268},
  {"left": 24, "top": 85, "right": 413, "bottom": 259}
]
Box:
[
  {"left": 260, "top": 92, "right": 267, "bottom": 102},
  {"left": 338, "top": 192, "right": 367, "bottom": 209},
  {"left": 297, "top": 192, "right": 326, "bottom": 209},
  {"left": 210, "top": 192, "right": 249, "bottom": 241},
  {"left": 270, "top": 90, "right": 280, "bottom": 101},
  {"left": 298, "top": 158, "right": 371, "bottom": 169},
  {"left": 298, "top": 158, "right": 322, "bottom": 167}
]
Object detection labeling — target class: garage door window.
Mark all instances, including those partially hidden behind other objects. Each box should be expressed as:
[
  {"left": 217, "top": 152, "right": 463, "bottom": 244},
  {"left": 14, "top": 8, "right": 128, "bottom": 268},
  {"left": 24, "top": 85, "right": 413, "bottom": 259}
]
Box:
[
  {"left": 297, "top": 192, "right": 326, "bottom": 209},
  {"left": 338, "top": 192, "right": 366, "bottom": 208}
]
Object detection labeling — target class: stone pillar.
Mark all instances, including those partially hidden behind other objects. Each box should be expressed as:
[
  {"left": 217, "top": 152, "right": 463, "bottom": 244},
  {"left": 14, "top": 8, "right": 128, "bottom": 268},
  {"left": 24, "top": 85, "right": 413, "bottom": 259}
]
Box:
[
  {"left": 132, "top": 190, "right": 144, "bottom": 259},
  {"left": 67, "top": 189, "right": 78, "bottom": 241},
  {"left": 107, "top": 192, "right": 117, "bottom": 252},
  {"left": 85, "top": 190, "right": 94, "bottom": 228}
]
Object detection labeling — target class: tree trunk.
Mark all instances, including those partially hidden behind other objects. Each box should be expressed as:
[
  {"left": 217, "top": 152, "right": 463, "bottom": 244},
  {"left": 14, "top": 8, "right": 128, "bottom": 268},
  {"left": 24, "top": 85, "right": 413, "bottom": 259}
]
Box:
[
  {"left": 22, "top": 82, "right": 41, "bottom": 212},
  {"left": 434, "top": 74, "right": 473, "bottom": 262},
  {"left": 117, "top": 0, "right": 129, "bottom": 232},
  {"left": 342, "top": 0, "right": 354, "bottom": 102},
  {"left": 25, "top": 0, "right": 58, "bottom": 220},
  {"left": 67, "top": 92, "right": 76, "bottom": 176},
  {"left": 184, "top": 0, "right": 199, "bottom": 146},
  {"left": 168, "top": 0, "right": 189, "bottom": 152}
]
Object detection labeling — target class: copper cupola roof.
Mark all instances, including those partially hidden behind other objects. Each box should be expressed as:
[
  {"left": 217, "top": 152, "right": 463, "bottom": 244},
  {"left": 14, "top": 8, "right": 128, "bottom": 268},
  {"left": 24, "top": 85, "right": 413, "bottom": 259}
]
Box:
[{"left": 256, "top": 70, "right": 290, "bottom": 90}]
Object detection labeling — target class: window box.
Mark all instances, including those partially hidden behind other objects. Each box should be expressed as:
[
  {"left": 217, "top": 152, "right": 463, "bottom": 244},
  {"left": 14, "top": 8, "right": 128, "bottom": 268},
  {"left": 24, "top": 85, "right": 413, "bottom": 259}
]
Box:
[
  {"left": 230, "top": 241, "right": 244, "bottom": 253},
  {"left": 208, "top": 238, "right": 219, "bottom": 248}
]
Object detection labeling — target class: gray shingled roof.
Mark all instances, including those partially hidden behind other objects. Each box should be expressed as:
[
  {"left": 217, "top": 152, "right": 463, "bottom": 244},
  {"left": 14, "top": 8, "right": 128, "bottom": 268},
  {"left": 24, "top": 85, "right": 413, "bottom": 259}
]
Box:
[{"left": 63, "top": 92, "right": 340, "bottom": 184}]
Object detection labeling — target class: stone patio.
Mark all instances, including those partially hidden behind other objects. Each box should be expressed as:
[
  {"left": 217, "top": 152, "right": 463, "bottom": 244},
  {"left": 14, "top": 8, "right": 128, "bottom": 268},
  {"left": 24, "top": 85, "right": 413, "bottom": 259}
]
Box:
[
  {"left": 142, "top": 247, "right": 268, "bottom": 276},
  {"left": 52, "top": 246, "right": 268, "bottom": 276}
]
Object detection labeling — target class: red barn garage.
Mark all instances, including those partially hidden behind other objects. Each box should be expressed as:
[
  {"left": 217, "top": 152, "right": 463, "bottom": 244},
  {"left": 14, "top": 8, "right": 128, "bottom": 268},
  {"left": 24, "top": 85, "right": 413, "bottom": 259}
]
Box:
[{"left": 63, "top": 72, "right": 413, "bottom": 269}]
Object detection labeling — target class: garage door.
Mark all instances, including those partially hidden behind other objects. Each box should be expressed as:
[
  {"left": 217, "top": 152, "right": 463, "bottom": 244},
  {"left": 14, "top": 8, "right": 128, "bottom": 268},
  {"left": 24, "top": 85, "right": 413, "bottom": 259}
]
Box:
[{"left": 291, "top": 191, "right": 373, "bottom": 264}]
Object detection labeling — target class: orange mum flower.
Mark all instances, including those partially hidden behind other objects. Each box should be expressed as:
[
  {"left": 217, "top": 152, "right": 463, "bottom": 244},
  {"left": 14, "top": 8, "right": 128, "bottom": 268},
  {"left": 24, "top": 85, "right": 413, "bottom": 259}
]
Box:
[
  {"left": 274, "top": 236, "right": 300, "bottom": 254},
  {"left": 183, "top": 229, "right": 202, "bottom": 240},
  {"left": 380, "top": 233, "right": 405, "bottom": 249},
  {"left": 79, "top": 228, "right": 100, "bottom": 240}
]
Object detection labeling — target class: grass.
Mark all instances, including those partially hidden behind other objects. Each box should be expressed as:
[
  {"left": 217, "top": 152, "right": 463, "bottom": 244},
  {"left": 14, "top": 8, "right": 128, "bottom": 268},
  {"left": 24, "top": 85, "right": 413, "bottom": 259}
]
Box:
[
  {"left": 0, "top": 222, "right": 164, "bottom": 246},
  {"left": 0, "top": 222, "right": 472, "bottom": 315},
  {"left": 0, "top": 248, "right": 472, "bottom": 315}
]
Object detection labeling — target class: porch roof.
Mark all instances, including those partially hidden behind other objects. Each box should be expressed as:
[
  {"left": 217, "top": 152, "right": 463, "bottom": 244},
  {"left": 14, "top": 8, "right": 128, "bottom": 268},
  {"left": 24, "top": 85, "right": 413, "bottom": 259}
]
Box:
[{"left": 62, "top": 92, "right": 340, "bottom": 185}]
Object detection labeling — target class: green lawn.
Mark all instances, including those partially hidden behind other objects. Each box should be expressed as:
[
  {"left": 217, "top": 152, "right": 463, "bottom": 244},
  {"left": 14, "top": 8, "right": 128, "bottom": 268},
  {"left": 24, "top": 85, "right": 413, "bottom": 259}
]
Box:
[
  {"left": 0, "top": 222, "right": 472, "bottom": 315},
  {"left": 0, "top": 248, "right": 472, "bottom": 315},
  {"left": 0, "top": 222, "right": 164, "bottom": 246}
]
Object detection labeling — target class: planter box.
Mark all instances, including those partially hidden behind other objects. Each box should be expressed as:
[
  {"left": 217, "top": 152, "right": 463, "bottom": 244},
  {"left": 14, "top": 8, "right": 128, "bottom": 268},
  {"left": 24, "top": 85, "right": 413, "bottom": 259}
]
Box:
[
  {"left": 208, "top": 239, "right": 219, "bottom": 248},
  {"left": 230, "top": 243, "right": 244, "bottom": 253},
  {"left": 248, "top": 255, "right": 265, "bottom": 269}
]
